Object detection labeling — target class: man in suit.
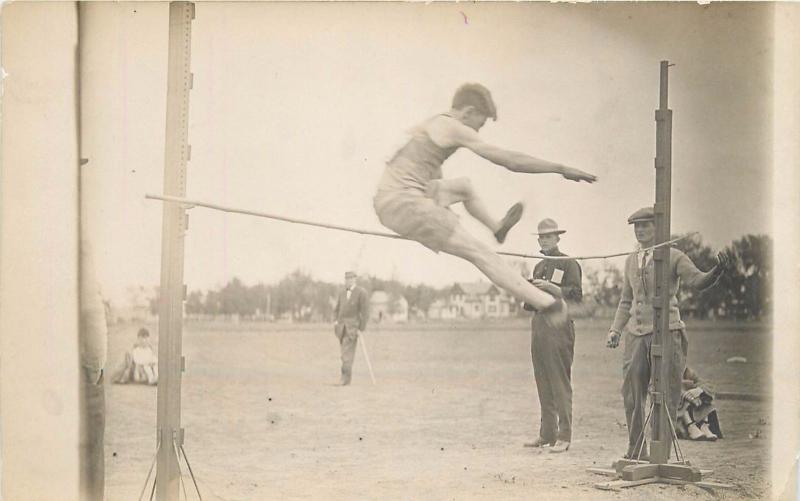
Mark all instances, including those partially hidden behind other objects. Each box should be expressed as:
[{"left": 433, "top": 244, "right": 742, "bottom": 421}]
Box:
[
  {"left": 333, "top": 271, "right": 369, "bottom": 386},
  {"left": 524, "top": 218, "right": 582, "bottom": 453},
  {"left": 606, "top": 206, "right": 731, "bottom": 460}
]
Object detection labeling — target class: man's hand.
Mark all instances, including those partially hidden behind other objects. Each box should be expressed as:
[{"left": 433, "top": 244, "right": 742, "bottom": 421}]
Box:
[
  {"left": 561, "top": 166, "right": 597, "bottom": 184},
  {"left": 531, "top": 279, "right": 561, "bottom": 297},
  {"left": 606, "top": 330, "right": 621, "bottom": 349},
  {"left": 715, "top": 250, "right": 734, "bottom": 274},
  {"left": 86, "top": 367, "right": 103, "bottom": 385},
  {"left": 684, "top": 387, "right": 703, "bottom": 407}
]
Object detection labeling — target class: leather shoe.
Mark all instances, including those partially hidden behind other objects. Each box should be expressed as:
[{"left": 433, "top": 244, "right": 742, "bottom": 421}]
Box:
[
  {"left": 549, "top": 440, "right": 570, "bottom": 453},
  {"left": 524, "top": 437, "right": 555, "bottom": 448},
  {"left": 699, "top": 422, "right": 718, "bottom": 441},
  {"left": 624, "top": 445, "right": 649, "bottom": 462},
  {"left": 687, "top": 422, "right": 704, "bottom": 440},
  {"left": 494, "top": 202, "right": 524, "bottom": 244}
]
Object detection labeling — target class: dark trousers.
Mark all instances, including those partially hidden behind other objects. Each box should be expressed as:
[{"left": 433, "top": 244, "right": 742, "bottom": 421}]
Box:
[
  {"left": 621, "top": 329, "right": 687, "bottom": 457},
  {"left": 531, "top": 317, "right": 575, "bottom": 443},
  {"left": 335, "top": 325, "right": 359, "bottom": 383},
  {"left": 79, "top": 368, "right": 105, "bottom": 501}
]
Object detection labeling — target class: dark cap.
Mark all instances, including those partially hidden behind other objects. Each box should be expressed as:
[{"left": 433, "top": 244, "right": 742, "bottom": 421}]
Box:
[
  {"left": 627, "top": 206, "right": 655, "bottom": 224},
  {"left": 344, "top": 271, "right": 357, "bottom": 279}
]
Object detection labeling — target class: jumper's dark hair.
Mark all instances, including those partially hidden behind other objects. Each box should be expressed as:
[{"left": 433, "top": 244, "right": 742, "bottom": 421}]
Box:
[
  {"left": 137, "top": 328, "right": 150, "bottom": 338},
  {"left": 452, "top": 83, "right": 497, "bottom": 120}
]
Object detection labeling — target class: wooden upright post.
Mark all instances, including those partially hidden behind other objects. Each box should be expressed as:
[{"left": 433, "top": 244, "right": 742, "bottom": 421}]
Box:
[
  {"left": 589, "top": 61, "right": 733, "bottom": 492},
  {"left": 650, "top": 60, "right": 674, "bottom": 464},
  {"left": 156, "top": 3, "right": 194, "bottom": 500}
]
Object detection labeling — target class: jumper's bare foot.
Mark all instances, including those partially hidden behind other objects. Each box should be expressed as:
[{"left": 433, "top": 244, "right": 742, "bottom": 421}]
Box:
[{"left": 494, "top": 202, "right": 524, "bottom": 244}]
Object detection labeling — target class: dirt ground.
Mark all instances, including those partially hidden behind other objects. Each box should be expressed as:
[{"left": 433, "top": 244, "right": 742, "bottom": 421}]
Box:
[{"left": 105, "top": 318, "right": 771, "bottom": 500}]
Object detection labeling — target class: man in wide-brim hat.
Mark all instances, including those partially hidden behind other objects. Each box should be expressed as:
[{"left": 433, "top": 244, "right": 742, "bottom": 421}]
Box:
[
  {"left": 606, "top": 206, "right": 732, "bottom": 460},
  {"left": 523, "top": 218, "right": 582, "bottom": 454}
]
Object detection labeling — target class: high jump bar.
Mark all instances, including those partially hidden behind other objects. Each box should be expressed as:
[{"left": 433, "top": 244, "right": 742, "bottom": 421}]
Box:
[{"left": 145, "top": 193, "right": 694, "bottom": 261}]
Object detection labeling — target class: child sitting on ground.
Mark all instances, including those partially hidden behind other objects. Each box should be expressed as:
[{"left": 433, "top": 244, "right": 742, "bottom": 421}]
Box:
[
  {"left": 112, "top": 327, "right": 158, "bottom": 385},
  {"left": 676, "top": 366, "right": 722, "bottom": 441}
]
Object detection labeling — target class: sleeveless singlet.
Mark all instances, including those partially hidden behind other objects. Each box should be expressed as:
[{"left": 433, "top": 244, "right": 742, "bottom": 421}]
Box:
[{"left": 376, "top": 116, "right": 460, "bottom": 195}]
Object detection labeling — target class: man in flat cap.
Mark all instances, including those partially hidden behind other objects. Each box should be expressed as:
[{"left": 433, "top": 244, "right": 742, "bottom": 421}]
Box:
[
  {"left": 606, "top": 206, "right": 731, "bottom": 460},
  {"left": 524, "top": 218, "right": 582, "bottom": 453},
  {"left": 333, "top": 271, "right": 369, "bottom": 385}
]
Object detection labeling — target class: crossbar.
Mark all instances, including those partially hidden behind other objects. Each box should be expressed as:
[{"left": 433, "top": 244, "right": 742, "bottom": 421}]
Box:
[{"left": 145, "top": 194, "right": 693, "bottom": 262}]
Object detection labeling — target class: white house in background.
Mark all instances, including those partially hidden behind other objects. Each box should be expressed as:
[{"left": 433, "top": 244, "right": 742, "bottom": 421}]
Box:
[
  {"left": 427, "top": 298, "right": 459, "bottom": 320},
  {"left": 369, "top": 291, "right": 409, "bottom": 323},
  {"left": 428, "top": 281, "right": 515, "bottom": 319},
  {"left": 108, "top": 285, "right": 157, "bottom": 324}
]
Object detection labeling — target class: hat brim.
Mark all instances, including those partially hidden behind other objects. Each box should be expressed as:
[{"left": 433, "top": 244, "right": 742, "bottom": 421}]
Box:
[
  {"left": 627, "top": 218, "right": 655, "bottom": 224},
  {"left": 532, "top": 230, "right": 566, "bottom": 235}
]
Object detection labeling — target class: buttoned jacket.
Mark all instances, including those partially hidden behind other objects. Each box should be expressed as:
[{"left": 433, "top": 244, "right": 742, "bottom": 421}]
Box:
[
  {"left": 611, "top": 248, "right": 718, "bottom": 336},
  {"left": 334, "top": 285, "right": 369, "bottom": 334},
  {"left": 530, "top": 248, "right": 582, "bottom": 304}
]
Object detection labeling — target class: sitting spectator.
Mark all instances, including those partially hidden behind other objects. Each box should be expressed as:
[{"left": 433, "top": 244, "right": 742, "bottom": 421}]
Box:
[
  {"left": 676, "top": 366, "right": 723, "bottom": 441},
  {"left": 112, "top": 328, "right": 158, "bottom": 385}
]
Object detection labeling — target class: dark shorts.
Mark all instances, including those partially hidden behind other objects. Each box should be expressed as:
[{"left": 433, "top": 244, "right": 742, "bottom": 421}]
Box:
[{"left": 373, "top": 190, "right": 459, "bottom": 252}]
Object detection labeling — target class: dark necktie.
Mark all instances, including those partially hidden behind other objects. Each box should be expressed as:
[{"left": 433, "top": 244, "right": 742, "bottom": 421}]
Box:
[{"left": 641, "top": 251, "right": 649, "bottom": 296}]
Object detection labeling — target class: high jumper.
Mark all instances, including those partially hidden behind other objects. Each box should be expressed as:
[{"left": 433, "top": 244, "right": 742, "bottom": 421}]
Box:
[{"left": 373, "top": 83, "right": 597, "bottom": 325}]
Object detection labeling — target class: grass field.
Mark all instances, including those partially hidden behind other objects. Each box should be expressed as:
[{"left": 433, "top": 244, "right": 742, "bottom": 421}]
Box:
[{"left": 105, "top": 318, "right": 771, "bottom": 500}]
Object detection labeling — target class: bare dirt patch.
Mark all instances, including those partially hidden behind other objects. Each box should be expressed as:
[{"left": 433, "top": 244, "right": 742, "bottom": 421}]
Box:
[{"left": 105, "top": 318, "right": 770, "bottom": 500}]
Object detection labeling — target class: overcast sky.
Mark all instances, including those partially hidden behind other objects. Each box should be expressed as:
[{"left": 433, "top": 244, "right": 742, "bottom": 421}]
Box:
[{"left": 79, "top": 2, "right": 773, "bottom": 304}]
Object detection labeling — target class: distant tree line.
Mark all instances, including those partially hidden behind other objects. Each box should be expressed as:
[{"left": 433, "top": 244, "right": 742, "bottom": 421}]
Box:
[
  {"left": 154, "top": 234, "right": 770, "bottom": 322},
  {"left": 162, "top": 270, "right": 448, "bottom": 322}
]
